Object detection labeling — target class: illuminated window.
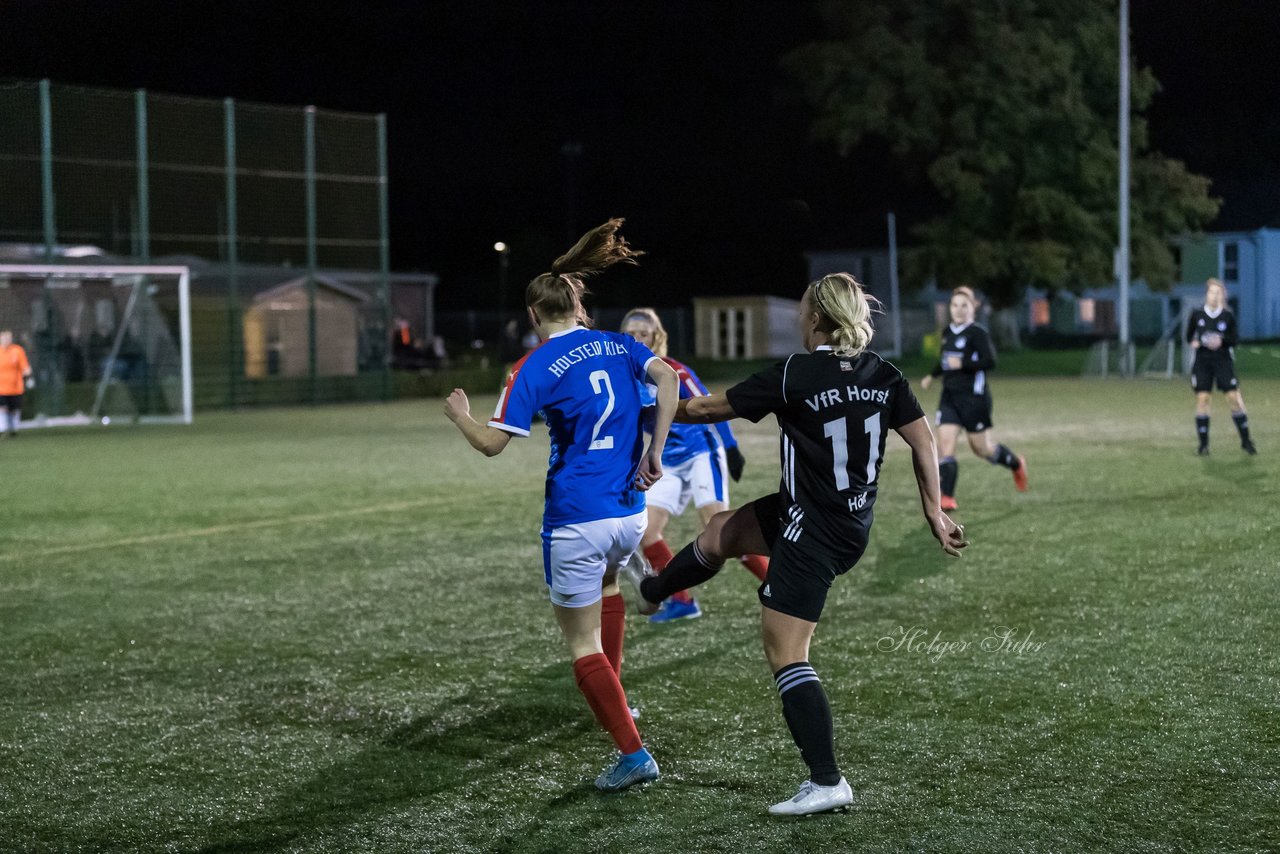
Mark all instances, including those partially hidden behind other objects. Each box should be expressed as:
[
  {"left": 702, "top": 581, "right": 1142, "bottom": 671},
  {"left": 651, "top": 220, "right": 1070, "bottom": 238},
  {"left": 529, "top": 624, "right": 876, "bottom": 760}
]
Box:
[
  {"left": 1078, "top": 298, "right": 1096, "bottom": 325},
  {"left": 1030, "top": 299, "right": 1049, "bottom": 327}
]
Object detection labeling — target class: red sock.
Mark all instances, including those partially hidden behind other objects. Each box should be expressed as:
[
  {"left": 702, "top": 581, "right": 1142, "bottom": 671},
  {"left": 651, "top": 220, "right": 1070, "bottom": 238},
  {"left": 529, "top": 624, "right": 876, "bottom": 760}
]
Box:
[
  {"left": 643, "top": 540, "right": 674, "bottom": 571},
  {"left": 573, "top": 653, "right": 642, "bottom": 754},
  {"left": 600, "top": 594, "right": 626, "bottom": 677},
  {"left": 645, "top": 540, "right": 693, "bottom": 604},
  {"left": 740, "top": 554, "right": 769, "bottom": 582}
]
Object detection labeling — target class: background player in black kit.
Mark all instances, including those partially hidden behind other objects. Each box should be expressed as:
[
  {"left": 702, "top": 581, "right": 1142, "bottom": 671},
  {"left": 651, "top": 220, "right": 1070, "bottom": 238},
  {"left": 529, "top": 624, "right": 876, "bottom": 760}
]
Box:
[
  {"left": 622, "top": 273, "right": 967, "bottom": 816},
  {"left": 919, "top": 286, "right": 1027, "bottom": 511},
  {"left": 1187, "top": 278, "right": 1256, "bottom": 455}
]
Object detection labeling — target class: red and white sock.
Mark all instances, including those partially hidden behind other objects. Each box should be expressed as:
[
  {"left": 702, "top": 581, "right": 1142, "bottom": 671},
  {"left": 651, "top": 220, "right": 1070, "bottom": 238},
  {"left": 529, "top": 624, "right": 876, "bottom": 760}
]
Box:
[
  {"left": 600, "top": 593, "right": 626, "bottom": 677},
  {"left": 740, "top": 554, "right": 769, "bottom": 582},
  {"left": 573, "top": 653, "right": 642, "bottom": 754}
]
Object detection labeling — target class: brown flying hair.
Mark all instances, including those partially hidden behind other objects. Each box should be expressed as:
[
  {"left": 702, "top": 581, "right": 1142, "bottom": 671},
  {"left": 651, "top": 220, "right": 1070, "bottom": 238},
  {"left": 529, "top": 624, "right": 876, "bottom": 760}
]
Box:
[{"left": 526, "top": 218, "right": 644, "bottom": 327}]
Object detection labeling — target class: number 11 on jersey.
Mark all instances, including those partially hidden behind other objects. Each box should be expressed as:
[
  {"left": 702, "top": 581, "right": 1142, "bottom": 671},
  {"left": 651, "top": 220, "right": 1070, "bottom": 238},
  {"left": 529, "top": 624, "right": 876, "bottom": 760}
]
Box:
[{"left": 823, "top": 413, "right": 880, "bottom": 489}]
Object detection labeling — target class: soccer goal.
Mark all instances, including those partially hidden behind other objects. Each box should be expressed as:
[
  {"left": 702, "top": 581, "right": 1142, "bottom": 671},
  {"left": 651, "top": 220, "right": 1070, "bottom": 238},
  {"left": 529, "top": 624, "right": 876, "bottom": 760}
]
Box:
[
  {"left": 0, "top": 264, "right": 192, "bottom": 428},
  {"left": 1137, "top": 303, "right": 1195, "bottom": 379}
]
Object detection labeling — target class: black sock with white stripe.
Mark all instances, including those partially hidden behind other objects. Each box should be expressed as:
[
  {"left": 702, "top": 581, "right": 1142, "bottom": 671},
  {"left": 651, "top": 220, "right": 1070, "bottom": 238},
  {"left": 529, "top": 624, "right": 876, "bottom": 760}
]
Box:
[
  {"left": 639, "top": 537, "right": 723, "bottom": 603},
  {"left": 1232, "top": 412, "right": 1250, "bottom": 443},
  {"left": 939, "top": 457, "right": 958, "bottom": 497},
  {"left": 774, "top": 661, "right": 840, "bottom": 786},
  {"left": 1196, "top": 415, "right": 1210, "bottom": 449},
  {"left": 989, "top": 444, "right": 1018, "bottom": 469}
]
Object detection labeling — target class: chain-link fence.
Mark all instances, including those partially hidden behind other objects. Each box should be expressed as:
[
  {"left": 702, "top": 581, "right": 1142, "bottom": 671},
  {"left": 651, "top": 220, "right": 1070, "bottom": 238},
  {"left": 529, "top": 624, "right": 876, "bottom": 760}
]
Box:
[{"left": 0, "top": 79, "right": 435, "bottom": 411}]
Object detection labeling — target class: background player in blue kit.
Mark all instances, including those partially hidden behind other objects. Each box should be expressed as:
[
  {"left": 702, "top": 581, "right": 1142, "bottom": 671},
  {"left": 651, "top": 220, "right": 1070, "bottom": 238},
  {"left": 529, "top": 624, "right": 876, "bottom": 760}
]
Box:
[
  {"left": 620, "top": 307, "right": 770, "bottom": 624},
  {"left": 624, "top": 273, "right": 967, "bottom": 815},
  {"left": 444, "top": 219, "right": 679, "bottom": 792},
  {"left": 1187, "top": 278, "right": 1256, "bottom": 455}
]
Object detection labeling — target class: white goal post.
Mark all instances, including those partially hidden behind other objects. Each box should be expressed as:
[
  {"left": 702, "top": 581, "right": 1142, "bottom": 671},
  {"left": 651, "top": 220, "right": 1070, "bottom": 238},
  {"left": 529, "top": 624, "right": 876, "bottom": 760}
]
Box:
[{"left": 0, "top": 264, "right": 192, "bottom": 427}]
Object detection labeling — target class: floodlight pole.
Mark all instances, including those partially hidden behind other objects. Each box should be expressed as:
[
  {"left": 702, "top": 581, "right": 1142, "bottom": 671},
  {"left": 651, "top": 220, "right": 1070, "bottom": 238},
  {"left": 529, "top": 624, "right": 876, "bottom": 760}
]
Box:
[
  {"left": 887, "top": 212, "right": 902, "bottom": 358},
  {"left": 1117, "top": 0, "right": 1132, "bottom": 374}
]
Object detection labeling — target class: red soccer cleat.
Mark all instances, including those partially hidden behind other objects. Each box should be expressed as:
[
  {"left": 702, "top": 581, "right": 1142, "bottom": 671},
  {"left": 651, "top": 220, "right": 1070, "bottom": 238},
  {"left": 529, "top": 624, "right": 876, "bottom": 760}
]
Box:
[
  {"left": 1012, "top": 456, "right": 1028, "bottom": 492},
  {"left": 940, "top": 495, "right": 958, "bottom": 512}
]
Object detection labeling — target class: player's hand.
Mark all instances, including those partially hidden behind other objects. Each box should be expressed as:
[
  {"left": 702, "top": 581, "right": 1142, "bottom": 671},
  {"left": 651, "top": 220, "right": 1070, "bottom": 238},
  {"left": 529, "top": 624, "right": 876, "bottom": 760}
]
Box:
[
  {"left": 24, "top": 376, "right": 35, "bottom": 390},
  {"left": 920, "top": 375, "right": 933, "bottom": 390},
  {"left": 725, "top": 446, "right": 746, "bottom": 482},
  {"left": 930, "top": 512, "right": 968, "bottom": 557},
  {"left": 1190, "top": 340, "right": 1200, "bottom": 350},
  {"left": 635, "top": 450, "right": 663, "bottom": 491},
  {"left": 443, "top": 388, "right": 470, "bottom": 423}
]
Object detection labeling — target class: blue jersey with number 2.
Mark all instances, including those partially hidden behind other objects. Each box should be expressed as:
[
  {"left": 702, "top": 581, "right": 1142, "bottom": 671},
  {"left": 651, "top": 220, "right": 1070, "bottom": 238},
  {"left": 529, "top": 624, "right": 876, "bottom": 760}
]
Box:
[{"left": 489, "top": 326, "right": 658, "bottom": 527}]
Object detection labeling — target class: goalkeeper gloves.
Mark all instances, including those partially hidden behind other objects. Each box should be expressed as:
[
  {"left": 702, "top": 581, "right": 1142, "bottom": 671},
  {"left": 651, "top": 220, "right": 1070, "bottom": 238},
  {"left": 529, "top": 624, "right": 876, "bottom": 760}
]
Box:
[{"left": 725, "top": 446, "right": 745, "bottom": 482}]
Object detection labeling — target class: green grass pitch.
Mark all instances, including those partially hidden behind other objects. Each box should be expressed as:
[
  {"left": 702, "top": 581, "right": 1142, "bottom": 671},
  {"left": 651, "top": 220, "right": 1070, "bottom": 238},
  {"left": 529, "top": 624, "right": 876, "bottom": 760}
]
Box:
[{"left": 1, "top": 373, "right": 1277, "bottom": 852}]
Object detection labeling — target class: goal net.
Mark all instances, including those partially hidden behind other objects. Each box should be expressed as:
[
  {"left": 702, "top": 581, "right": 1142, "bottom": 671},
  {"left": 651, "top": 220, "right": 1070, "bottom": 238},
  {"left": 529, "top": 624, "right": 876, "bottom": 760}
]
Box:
[
  {"left": 1137, "top": 302, "right": 1195, "bottom": 379},
  {"left": 0, "top": 264, "right": 192, "bottom": 428}
]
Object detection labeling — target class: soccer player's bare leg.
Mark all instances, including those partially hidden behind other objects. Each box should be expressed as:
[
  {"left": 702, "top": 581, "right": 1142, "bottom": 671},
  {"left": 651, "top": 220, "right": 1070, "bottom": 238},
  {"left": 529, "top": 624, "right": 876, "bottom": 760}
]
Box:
[
  {"left": 697, "top": 501, "right": 769, "bottom": 582},
  {"left": 639, "top": 503, "right": 770, "bottom": 605},
  {"left": 762, "top": 607, "right": 846, "bottom": 800},
  {"left": 968, "top": 430, "right": 1026, "bottom": 492},
  {"left": 1225, "top": 389, "right": 1255, "bottom": 453},
  {"left": 554, "top": 597, "right": 643, "bottom": 757}
]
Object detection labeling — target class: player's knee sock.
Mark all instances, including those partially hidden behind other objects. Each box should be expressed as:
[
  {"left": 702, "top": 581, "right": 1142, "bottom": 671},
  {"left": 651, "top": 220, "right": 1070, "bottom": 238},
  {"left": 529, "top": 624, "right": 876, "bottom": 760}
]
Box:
[
  {"left": 644, "top": 540, "right": 692, "bottom": 604},
  {"left": 1196, "top": 415, "right": 1210, "bottom": 447},
  {"left": 775, "top": 661, "right": 840, "bottom": 786},
  {"left": 639, "top": 537, "right": 723, "bottom": 604},
  {"left": 643, "top": 540, "right": 674, "bottom": 572},
  {"left": 1232, "top": 411, "right": 1250, "bottom": 443},
  {"left": 988, "top": 444, "right": 1018, "bottom": 469},
  {"left": 740, "top": 554, "right": 769, "bottom": 582},
  {"left": 573, "top": 653, "right": 642, "bottom": 754},
  {"left": 939, "top": 457, "right": 958, "bottom": 497},
  {"left": 4, "top": 410, "right": 15, "bottom": 433},
  {"left": 600, "top": 594, "right": 626, "bottom": 677}
]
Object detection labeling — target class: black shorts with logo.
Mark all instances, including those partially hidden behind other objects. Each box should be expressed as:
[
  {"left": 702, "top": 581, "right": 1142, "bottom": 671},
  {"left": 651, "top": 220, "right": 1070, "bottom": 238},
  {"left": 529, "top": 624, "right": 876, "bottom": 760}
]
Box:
[
  {"left": 1192, "top": 354, "right": 1238, "bottom": 393},
  {"left": 750, "top": 492, "right": 871, "bottom": 623},
  {"left": 936, "top": 388, "right": 993, "bottom": 432}
]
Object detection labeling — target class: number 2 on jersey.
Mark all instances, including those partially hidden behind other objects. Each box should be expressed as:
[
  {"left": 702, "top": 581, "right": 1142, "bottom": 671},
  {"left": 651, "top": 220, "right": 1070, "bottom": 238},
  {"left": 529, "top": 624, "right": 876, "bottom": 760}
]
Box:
[
  {"left": 588, "top": 369, "right": 615, "bottom": 450},
  {"left": 823, "top": 412, "right": 880, "bottom": 489}
]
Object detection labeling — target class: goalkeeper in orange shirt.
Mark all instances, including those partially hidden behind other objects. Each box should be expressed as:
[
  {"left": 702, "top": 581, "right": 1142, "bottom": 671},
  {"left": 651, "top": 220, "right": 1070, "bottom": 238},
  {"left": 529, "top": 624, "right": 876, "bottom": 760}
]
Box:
[{"left": 0, "top": 329, "right": 33, "bottom": 437}]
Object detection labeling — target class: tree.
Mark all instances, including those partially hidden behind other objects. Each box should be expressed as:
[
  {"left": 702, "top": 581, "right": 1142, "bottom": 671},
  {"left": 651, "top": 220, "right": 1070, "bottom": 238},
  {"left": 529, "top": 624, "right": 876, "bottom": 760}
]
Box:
[{"left": 784, "top": 0, "right": 1220, "bottom": 307}]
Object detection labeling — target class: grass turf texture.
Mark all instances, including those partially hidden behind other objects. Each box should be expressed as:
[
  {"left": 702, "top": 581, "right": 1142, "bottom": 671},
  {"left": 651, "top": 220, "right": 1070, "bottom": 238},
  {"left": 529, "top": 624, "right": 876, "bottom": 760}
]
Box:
[{"left": 2, "top": 373, "right": 1277, "bottom": 852}]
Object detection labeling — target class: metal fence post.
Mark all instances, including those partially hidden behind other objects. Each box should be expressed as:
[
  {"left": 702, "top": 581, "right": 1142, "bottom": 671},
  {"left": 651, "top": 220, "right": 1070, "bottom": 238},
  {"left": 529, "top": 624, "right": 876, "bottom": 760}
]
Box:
[
  {"left": 225, "top": 97, "right": 239, "bottom": 408},
  {"left": 377, "top": 113, "right": 392, "bottom": 401},
  {"left": 305, "top": 105, "right": 318, "bottom": 403}
]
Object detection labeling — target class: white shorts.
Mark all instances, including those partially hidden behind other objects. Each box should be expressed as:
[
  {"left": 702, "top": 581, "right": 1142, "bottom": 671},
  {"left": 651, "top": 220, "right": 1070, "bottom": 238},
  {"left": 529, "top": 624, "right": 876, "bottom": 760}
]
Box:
[
  {"left": 645, "top": 449, "right": 729, "bottom": 517},
  {"left": 541, "top": 511, "right": 646, "bottom": 608}
]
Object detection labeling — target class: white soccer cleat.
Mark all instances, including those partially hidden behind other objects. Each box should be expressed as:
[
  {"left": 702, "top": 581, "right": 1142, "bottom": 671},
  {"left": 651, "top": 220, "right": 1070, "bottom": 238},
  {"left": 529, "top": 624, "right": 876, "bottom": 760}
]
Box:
[
  {"left": 619, "top": 552, "right": 660, "bottom": 616},
  {"left": 767, "top": 777, "right": 854, "bottom": 816}
]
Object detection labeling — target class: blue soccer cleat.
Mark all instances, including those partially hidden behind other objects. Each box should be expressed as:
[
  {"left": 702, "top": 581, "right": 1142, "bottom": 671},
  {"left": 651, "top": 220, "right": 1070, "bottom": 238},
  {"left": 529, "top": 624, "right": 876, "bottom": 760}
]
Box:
[
  {"left": 648, "top": 597, "right": 701, "bottom": 624},
  {"left": 594, "top": 747, "right": 659, "bottom": 791}
]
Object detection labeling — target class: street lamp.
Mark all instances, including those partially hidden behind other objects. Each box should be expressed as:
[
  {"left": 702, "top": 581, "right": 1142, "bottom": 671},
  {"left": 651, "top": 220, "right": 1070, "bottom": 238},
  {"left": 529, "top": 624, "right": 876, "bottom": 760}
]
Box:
[{"left": 494, "top": 241, "right": 510, "bottom": 340}]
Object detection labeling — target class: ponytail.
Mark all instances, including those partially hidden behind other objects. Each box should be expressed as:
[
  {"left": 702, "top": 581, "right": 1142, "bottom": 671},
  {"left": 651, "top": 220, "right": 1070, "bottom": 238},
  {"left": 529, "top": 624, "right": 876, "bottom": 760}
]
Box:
[
  {"left": 526, "top": 218, "right": 644, "bottom": 326},
  {"left": 808, "top": 273, "right": 878, "bottom": 358}
]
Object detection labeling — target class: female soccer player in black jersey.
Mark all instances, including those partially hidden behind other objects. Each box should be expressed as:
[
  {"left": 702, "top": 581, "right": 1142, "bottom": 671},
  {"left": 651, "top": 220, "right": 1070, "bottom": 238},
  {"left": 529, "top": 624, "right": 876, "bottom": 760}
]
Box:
[
  {"left": 1187, "top": 278, "right": 1256, "bottom": 455},
  {"left": 919, "top": 286, "right": 1027, "bottom": 511},
  {"left": 623, "top": 273, "right": 967, "bottom": 815}
]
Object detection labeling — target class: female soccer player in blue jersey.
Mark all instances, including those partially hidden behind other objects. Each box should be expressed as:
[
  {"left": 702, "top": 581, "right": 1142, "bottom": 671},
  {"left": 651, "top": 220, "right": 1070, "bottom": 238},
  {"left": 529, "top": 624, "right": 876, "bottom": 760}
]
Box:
[
  {"left": 624, "top": 273, "right": 967, "bottom": 815},
  {"left": 620, "top": 307, "right": 769, "bottom": 623},
  {"left": 444, "top": 219, "right": 679, "bottom": 792}
]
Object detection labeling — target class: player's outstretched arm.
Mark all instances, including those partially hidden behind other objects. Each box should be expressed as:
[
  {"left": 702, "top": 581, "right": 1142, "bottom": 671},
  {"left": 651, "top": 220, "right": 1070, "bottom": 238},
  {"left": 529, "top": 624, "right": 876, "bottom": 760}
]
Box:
[
  {"left": 676, "top": 393, "right": 737, "bottom": 424},
  {"left": 896, "top": 415, "right": 968, "bottom": 557},
  {"left": 444, "top": 388, "right": 512, "bottom": 457},
  {"left": 638, "top": 359, "right": 679, "bottom": 489}
]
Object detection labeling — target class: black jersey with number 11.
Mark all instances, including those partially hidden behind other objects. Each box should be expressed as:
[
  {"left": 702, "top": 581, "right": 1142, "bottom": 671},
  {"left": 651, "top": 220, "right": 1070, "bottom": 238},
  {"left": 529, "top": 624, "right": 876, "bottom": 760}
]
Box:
[{"left": 726, "top": 347, "right": 924, "bottom": 547}]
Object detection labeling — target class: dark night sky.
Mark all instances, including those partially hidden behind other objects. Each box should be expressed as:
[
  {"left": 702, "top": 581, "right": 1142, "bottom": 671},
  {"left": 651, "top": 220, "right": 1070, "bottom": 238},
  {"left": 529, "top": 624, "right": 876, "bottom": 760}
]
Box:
[{"left": 2, "top": 0, "right": 1278, "bottom": 312}]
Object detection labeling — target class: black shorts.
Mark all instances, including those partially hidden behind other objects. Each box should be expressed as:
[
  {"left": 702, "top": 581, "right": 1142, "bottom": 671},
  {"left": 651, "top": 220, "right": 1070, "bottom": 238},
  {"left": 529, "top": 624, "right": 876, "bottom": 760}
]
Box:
[
  {"left": 1192, "top": 356, "right": 1238, "bottom": 393},
  {"left": 750, "top": 492, "right": 870, "bottom": 623},
  {"left": 936, "top": 389, "right": 992, "bottom": 432},
  {"left": 0, "top": 394, "right": 21, "bottom": 410}
]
